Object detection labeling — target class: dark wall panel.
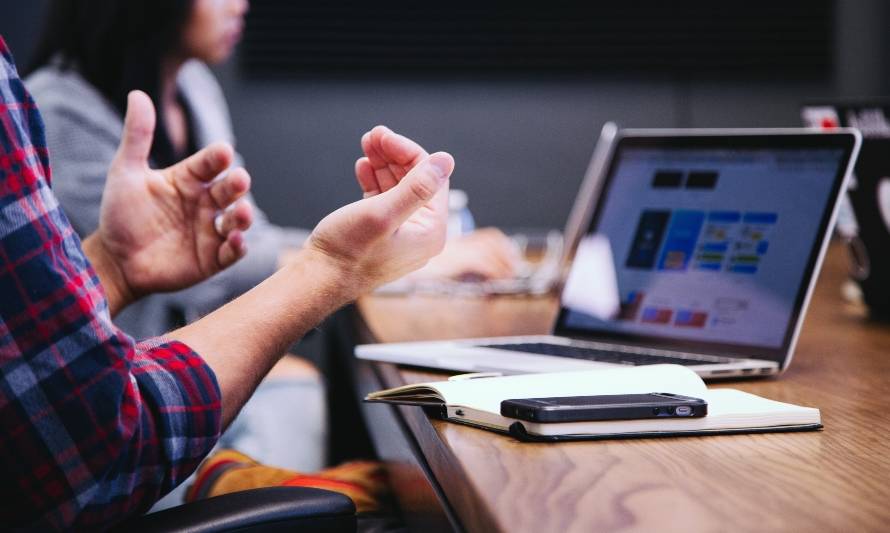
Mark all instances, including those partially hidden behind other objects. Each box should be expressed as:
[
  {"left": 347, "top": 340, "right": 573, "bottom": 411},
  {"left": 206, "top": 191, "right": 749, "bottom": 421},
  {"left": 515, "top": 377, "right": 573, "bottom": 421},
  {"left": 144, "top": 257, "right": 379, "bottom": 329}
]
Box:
[
  {"left": 3, "top": 1, "right": 889, "bottom": 230},
  {"left": 243, "top": 1, "right": 833, "bottom": 79}
]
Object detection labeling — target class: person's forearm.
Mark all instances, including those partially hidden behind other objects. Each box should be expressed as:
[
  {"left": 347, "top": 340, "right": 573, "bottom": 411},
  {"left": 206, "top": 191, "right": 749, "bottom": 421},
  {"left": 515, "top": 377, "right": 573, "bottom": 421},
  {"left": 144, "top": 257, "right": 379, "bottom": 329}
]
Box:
[
  {"left": 168, "top": 248, "right": 359, "bottom": 426},
  {"left": 82, "top": 233, "right": 135, "bottom": 317}
]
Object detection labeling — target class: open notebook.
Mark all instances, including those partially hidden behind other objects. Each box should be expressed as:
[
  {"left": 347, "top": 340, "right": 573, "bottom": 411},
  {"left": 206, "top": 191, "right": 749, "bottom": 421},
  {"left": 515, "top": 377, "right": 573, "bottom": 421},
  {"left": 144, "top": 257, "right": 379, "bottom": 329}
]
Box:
[{"left": 365, "top": 365, "right": 821, "bottom": 441}]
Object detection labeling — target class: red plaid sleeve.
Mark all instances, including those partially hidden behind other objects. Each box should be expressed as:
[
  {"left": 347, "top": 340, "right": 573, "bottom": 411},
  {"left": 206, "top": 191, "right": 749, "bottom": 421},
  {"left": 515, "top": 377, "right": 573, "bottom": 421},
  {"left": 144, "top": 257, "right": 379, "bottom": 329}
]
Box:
[{"left": 0, "top": 38, "right": 221, "bottom": 530}]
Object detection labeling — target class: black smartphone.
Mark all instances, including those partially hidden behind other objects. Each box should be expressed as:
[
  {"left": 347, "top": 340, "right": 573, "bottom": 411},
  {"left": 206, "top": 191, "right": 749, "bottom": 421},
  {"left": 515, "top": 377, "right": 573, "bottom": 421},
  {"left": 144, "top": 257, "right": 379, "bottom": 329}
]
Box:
[{"left": 500, "top": 393, "right": 707, "bottom": 423}]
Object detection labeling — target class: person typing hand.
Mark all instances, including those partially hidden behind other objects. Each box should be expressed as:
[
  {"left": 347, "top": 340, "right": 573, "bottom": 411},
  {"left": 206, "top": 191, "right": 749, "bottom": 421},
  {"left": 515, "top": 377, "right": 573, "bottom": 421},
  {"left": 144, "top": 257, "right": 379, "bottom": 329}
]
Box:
[
  {"left": 82, "top": 90, "right": 253, "bottom": 315},
  {"left": 412, "top": 227, "right": 523, "bottom": 281}
]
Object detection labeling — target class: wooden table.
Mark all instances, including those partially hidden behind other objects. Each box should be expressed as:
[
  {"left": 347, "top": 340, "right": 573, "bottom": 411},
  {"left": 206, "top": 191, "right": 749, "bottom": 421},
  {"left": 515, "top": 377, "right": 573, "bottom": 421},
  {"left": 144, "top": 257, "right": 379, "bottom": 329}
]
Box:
[{"left": 353, "top": 243, "right": 890, "bottom": 532}]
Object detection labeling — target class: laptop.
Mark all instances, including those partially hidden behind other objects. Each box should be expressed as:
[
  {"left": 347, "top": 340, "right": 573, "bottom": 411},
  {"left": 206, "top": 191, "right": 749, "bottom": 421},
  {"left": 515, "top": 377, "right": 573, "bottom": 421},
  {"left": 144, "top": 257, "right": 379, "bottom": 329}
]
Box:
[
  {"left": 374, "top": 122, "right": 620, "bottom": 295},
  {"left": 357, "top": 128, "right": 861, "bottom": 379}
]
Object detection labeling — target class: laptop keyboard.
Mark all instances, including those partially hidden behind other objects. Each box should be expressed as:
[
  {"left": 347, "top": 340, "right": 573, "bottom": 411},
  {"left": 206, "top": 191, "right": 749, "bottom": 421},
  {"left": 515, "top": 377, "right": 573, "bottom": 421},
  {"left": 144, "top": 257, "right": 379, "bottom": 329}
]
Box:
[{"left": 477, "top": 342, "right": 732, "bottom": 366}]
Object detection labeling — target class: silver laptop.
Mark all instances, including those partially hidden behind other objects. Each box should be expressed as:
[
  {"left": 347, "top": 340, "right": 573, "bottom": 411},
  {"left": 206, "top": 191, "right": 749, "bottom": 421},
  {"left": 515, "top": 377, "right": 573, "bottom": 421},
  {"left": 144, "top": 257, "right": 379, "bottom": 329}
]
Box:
[{"left": 357, "top": 128, "right": 861, "bottom": 379}]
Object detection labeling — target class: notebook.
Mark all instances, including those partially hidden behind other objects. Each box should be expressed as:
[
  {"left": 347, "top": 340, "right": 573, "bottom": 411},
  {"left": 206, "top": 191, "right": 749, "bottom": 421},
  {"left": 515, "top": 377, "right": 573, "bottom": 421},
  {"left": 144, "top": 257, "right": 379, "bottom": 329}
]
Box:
[{"left": 365, "top": 365, "right": 821, "bottom": 441}]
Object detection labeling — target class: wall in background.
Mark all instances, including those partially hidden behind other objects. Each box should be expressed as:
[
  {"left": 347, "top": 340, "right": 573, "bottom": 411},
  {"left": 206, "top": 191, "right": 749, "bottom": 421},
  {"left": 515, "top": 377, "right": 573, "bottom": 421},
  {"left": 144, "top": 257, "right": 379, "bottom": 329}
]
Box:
[
  {"left": 213, "top": 0, "right": 890, "bottom": 231},
  {"left": 3, "top": 0, "right": 889, "bottom": 230}
]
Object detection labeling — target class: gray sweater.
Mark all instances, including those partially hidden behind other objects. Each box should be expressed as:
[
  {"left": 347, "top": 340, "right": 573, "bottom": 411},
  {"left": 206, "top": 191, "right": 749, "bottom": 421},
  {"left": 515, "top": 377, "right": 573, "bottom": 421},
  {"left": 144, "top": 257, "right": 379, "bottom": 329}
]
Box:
[{"left": 26, "top": 60, "right": 309, "bottom": 339}]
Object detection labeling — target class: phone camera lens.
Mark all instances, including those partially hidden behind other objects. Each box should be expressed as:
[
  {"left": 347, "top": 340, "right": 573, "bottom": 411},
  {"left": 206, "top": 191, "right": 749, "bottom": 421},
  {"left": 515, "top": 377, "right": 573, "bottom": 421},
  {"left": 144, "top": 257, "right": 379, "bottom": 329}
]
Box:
[
  {"left": 653, "top": 408, "right": 661, "bottom": 415},
  {"left": 667, "top": 407, "right": 676, "bottom": 415}
]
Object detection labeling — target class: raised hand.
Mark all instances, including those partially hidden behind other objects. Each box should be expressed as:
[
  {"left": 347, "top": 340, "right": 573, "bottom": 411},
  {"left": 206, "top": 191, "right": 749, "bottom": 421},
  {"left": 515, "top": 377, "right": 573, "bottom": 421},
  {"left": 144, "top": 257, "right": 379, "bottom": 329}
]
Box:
[
  {"left": 170, "top": 129, "right": 452, "bottom": 425},
  {"left": 306, "top": 128, "right": 453, "bottom": 293},
  {"left": 86, "top": 90, "right": 253, "bottom": 312},
  {"left": 355, "top": 126, "right": 520, "bottom": 282}
]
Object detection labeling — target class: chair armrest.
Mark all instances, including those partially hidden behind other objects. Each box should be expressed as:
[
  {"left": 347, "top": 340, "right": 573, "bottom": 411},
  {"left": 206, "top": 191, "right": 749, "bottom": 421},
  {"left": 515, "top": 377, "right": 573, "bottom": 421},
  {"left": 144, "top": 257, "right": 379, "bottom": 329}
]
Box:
[{"left": 118, "top": 486, "right": 356, "bottom": 533}]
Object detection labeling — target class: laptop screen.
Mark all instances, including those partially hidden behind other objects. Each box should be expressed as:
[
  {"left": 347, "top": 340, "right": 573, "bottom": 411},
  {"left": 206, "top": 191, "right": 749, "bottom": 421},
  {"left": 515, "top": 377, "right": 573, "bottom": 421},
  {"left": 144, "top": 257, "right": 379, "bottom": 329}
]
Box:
[{"left": 556, "top": 133, "right": 856, "bottom": 363}]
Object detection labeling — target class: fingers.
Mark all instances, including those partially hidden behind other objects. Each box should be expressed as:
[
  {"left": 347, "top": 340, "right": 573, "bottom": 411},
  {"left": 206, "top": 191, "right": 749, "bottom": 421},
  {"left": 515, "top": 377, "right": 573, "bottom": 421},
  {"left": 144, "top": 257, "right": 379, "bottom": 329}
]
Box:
[
  {"left": 114, "top": 90, "right": 156, "bottom": 168},
  {"left": 214, "top": 200, "right": 252, "bottom": 269},
  {"left": 361, "top": 130, "right": 399, "bottom": 191},
  {"left": 462, "top": 260, "right": 512, "bottom": 281},
  {"left": 466, "top": 250, "right": 515, "bottom": 280},
  {"left": 468, "top": 229, "right": 523, "bottom": 274},
  {"left": 360, "top": 125, "right": 429, "bottom": 193},
  {"left": 482, "top": 246, "right": 520, "bottom": 278},
  {"left": 378, "top": 127, "right": 427, "bottom": 167},
  {"left": 209, "top": 167, "right": 251, "bottom": 209},
  {"left": 355, "top": 157, "right": 381, "bottom": 197},
  {"left": 373, "top": 152, "right": 454, "bottom": 227},
  {"left": 431, "top": 230, "right": 520, "bottom": 280},
  {"left": 166, "top": 141, "right": 235, "bottom": 186},
  {"left": 218, "top": 229, "right": 247, "bottom": 268},
  {"left": 216, "top": 200, "right": 253, "bottom": 235}
]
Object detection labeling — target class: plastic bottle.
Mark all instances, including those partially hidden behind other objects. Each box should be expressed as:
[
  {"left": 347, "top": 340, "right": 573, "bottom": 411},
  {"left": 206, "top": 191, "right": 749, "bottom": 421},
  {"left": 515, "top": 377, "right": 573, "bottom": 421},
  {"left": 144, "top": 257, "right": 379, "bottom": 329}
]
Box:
[{"left": 448, "top": 189, "right": 475, "bottom": 238}]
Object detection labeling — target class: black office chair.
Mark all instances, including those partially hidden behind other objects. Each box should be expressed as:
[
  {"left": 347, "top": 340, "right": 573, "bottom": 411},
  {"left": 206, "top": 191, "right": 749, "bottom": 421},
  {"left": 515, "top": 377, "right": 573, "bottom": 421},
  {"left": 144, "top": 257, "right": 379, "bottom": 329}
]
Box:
[{"left": 116, "top": 486, "right": 356, "bottom": 532}]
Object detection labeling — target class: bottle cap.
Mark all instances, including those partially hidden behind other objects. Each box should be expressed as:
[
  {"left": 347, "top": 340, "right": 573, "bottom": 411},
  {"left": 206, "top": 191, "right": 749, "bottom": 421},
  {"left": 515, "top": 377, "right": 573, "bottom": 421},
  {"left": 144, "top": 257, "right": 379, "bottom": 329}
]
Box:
[{"left": 449, "top": 189, "right": 468, "bottom": 211}]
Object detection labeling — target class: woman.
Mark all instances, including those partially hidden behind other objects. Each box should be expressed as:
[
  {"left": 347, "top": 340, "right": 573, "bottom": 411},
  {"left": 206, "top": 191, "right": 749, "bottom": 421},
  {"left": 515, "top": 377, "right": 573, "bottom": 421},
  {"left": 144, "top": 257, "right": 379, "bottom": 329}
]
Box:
[{"left": 27, "top": 2, "right": 518, "bottom": 342}]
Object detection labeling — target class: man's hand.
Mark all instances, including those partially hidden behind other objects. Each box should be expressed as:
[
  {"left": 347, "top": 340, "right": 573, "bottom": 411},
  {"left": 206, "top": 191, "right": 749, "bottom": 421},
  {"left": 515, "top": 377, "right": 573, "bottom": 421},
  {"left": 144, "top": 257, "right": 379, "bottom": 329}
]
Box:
[
  {"left": 306, "top": 127, "right": 453, "bottom": 297},
  {"left": 355, "top": 126, "right": 520, "bottom": 282},
  {"left": 84, "top": 91, "right": 253, "bottom": 315},
  {"left": 172, "top": 126, "right": 452, "bottom": 423}
]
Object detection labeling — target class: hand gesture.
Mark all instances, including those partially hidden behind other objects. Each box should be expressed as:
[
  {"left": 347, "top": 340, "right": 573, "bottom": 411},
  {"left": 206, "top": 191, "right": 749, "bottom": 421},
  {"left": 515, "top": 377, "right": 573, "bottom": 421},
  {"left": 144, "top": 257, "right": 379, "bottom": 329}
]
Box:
[
  {"left": 91, "top": 91, "right": 253, "bottom": 306},
  {"left": 306, "top": 127, "right": 453, "bottom": 294},
  {"left": 356, "top": 126, "right": 520, "bottom": 282}
]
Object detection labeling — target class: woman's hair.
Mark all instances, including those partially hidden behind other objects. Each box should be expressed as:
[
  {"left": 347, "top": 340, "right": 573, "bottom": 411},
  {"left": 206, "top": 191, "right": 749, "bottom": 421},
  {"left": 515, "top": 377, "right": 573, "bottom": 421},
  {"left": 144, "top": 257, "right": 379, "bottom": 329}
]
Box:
[{"left": 28, "top": 0, "right": 195, "bottom": 167}]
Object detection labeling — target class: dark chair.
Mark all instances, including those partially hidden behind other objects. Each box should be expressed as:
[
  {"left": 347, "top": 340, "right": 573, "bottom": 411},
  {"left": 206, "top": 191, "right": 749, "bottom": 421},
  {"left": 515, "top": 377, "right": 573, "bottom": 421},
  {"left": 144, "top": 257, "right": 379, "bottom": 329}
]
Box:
[{"left": 116, "top": 486, "right": 356, "bottom": 533}]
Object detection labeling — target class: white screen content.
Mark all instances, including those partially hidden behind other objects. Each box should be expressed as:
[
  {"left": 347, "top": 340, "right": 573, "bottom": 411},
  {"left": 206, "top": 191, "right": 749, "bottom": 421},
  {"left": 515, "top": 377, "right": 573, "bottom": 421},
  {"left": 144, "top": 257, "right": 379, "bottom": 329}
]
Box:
[{"left": 562, "top": 146, "right": 844, "bottom": 349}]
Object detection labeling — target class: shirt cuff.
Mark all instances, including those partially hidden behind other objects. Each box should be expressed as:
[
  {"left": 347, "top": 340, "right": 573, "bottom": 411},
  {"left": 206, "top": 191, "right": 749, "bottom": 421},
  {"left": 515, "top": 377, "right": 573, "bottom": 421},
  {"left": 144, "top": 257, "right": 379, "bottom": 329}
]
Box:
[{"left": 130, "top": 338, "right": 223, "bottom": 487}]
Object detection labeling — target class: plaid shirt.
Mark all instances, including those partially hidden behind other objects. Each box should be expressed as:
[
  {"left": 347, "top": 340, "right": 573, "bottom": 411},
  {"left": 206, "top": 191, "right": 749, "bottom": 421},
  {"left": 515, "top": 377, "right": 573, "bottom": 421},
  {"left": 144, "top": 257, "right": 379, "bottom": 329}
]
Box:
[{"left": 0, "top": 38, "right": 221, "bottom": 530}]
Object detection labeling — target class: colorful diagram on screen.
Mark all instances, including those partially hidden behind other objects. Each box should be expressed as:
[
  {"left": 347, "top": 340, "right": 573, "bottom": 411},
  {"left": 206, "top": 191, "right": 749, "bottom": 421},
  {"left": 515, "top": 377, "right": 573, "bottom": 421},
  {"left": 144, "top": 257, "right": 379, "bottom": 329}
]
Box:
[
  {"left": 619, "top": 207, "right": 776, "bottom": 331},
  {"left": 657, "top": 210, "right": 705, "bottom": 271},
  {"left": 616, "top": 290, "right": 749, "bottom": 332},
  {"left": 727, "top": 213, "right": 777, "bottom": 274},
  {"left": 626, "top": 209, "right": 777, "bottom": 275}
]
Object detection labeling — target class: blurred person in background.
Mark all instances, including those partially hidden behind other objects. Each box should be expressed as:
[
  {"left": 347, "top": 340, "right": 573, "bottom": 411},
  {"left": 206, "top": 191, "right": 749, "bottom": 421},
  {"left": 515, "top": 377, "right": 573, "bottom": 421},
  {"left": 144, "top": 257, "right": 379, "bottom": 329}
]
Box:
[{"left": 26, "top": 0, "right": 519, "bottom": 342}]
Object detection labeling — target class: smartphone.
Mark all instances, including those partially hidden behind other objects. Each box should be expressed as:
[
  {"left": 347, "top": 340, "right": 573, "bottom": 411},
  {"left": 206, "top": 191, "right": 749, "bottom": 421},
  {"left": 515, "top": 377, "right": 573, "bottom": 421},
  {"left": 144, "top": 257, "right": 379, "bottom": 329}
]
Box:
[{"left": 500, "top": 393, "right": 707, "bottom": 423}]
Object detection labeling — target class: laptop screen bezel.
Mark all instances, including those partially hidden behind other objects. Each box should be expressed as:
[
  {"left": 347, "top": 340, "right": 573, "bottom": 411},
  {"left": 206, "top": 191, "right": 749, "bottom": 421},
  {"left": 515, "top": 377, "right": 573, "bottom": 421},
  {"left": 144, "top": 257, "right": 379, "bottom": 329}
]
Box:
[{"left": 552, "top": 130, "right": 858, "bottom": 366}]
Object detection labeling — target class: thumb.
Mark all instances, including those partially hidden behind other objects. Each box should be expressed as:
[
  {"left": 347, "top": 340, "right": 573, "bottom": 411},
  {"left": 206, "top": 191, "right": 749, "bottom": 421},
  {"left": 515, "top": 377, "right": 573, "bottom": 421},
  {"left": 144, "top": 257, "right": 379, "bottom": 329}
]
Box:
[
  {"left": 375, "top": 152, "right": 454, "bottom": 226},
  {"left": 114, "top": 90, "right": 156, "bottom": 168}
]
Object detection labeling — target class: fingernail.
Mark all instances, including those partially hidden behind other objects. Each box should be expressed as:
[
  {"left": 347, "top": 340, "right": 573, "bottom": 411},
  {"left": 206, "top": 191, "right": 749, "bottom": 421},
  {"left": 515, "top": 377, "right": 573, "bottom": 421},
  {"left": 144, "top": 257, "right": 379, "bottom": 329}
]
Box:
[{"left": 428, "top": 153, "right": 454, "bottom": 181}]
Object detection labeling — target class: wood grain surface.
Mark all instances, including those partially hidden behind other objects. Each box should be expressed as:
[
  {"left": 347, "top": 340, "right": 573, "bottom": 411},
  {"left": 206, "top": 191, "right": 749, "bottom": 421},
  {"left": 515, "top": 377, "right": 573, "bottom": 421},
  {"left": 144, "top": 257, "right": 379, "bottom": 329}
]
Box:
[{"left": 357, "top": 243, "right": 890, "bottom": 532}]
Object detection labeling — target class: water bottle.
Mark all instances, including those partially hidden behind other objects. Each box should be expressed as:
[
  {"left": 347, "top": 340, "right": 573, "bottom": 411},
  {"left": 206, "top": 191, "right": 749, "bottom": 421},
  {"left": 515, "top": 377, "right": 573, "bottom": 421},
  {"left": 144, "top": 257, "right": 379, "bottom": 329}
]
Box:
[{"left": 448, "top": 189, "right": 475, "bottom": 239}]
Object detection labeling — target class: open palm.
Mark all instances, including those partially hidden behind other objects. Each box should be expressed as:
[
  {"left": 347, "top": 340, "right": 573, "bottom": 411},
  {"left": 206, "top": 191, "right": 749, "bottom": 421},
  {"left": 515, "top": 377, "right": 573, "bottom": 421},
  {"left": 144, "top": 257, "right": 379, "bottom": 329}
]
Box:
[{"left": 97, "top": 91, "right": 253, "bottom": 298}]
